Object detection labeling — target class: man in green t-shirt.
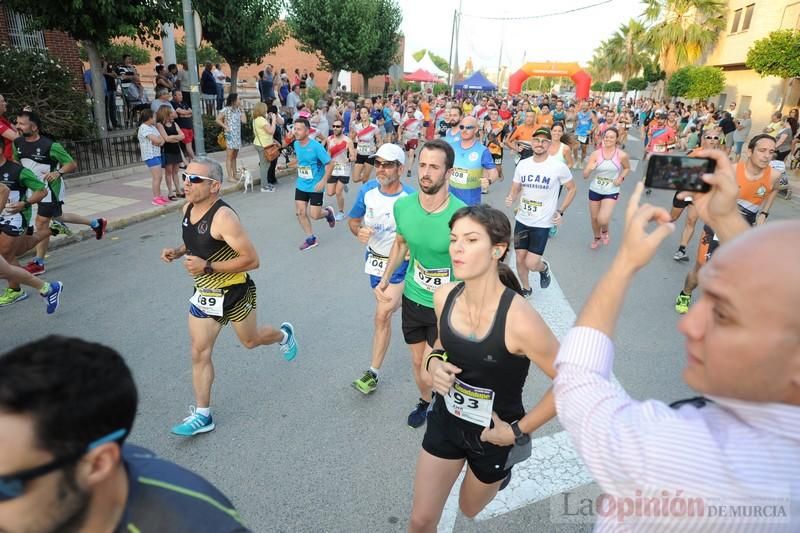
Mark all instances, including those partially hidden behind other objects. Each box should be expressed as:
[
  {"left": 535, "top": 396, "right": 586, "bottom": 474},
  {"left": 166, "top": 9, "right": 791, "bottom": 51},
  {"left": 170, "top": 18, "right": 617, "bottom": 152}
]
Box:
[
  {"left": 0, "top": 153, "right": 64, "bottom": 312},
  {"left": 14, "top": 111, "right": 107, "bottom": 277},
  {"left": 375, "top": 139, "right": 466, "bottom": 428}
]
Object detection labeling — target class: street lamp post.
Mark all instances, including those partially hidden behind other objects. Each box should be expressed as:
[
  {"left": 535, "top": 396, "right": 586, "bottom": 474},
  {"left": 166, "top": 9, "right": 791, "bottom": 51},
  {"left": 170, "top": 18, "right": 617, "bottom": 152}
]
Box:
[{"left": 182, "top": 0, "right": 206, "bottom": 156}]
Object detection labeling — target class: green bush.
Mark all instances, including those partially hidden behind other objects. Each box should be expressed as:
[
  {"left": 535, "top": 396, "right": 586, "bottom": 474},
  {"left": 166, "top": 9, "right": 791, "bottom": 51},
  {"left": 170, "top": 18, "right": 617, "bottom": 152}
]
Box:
[
  {"left": 667, "top": 67, "right": 692, "bottom": 97},
  {"left": 604, "top": 81, "right": 623, "bottom": 92},
  {"left": 627, "top": 77, "right": 648, "bottom": 91},
  {"left": 79, "top": 42, "right": 151, "bottom": 65},
  {"left": 201, "top": 112, "right": 253, "bottom": 153},
  {"left": 591, "top": 81, "right": 604, "bottom": 92},
  {"left": 0, "top": 46, "right": 93, "bottom": 140}
]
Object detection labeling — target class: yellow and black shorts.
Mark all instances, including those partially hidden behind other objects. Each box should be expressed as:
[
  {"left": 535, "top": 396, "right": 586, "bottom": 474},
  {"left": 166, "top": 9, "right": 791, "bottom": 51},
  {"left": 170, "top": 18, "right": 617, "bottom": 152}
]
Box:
[{"left": 188, "top": 278, "right": 257, "bottom": 325}]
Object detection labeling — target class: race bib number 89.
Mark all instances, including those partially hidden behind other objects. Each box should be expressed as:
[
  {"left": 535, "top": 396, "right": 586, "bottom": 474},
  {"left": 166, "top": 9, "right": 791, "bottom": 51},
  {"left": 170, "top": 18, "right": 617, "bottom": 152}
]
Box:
[
  {"left": 189, "top": 288, "right": 225, "bottom": 316},
  {"left": 444, "top": 378, "right": 495, "bottom": 427},
  {"left": 413, "top": 260, "right": 450, "bottom": 292}
]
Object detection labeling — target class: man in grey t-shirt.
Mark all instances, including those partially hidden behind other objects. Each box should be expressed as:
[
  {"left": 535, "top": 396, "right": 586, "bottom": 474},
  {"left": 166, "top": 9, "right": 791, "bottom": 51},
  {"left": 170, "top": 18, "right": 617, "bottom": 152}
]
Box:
[{"left": 732, "top": 110, "right": 752, "bottom": 161}]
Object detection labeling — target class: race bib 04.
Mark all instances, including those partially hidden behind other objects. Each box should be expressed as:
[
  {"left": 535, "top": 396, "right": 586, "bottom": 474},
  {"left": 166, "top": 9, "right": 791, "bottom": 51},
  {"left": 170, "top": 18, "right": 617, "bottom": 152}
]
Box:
[
  {"left": 364, "top": 249, "right": 388, "bottom": 277},
  {"left": 297, "top": 166, "right": 313, "bottom": 179},
  {"left": 189, "top": 288, "right": 225, "bottom": 316},
  {"left": 413, "top": 260, "right": 450, "bottom": 292},
  {"left": 444, "top": 378, "right": 495, "bottom": 427}
]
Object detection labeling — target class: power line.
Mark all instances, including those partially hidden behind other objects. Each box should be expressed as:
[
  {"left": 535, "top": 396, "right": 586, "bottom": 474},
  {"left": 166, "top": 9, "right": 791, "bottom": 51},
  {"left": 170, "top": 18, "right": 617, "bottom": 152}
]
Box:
[{"left": 461, "top": 0, "right": 615, "bottom": 21}]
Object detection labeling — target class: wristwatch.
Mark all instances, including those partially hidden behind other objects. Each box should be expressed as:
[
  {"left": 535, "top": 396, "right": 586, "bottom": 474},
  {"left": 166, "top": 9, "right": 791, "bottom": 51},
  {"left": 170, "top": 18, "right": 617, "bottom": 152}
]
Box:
[
  {"left": 203, "top": 260, "right": 214, "bottom": 275},
  {"left": 510, "top": 421, "right": 530, "bottom": 446}
]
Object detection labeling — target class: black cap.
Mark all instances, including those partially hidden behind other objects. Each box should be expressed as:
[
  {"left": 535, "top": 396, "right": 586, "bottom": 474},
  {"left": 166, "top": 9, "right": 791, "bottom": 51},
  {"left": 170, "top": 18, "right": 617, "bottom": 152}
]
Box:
[{"left": 533, "top": 127, "right": 552, "bottom": 139}]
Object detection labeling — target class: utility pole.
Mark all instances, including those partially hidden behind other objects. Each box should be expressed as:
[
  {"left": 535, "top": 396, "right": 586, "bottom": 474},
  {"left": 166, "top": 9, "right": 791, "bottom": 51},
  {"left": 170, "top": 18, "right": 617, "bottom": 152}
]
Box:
[
  {"left": 447, "top": 9, "right": 457, "bottom": 89},
  {"left": 453, "top": 0, "right": 462, "bottom": 89},
  {"left": 182, "top": 0, "right": 205, "bottom": 156},
  {"left": 162, "top": 23, "right": 177, "bottom": 65},
  {"left": 496, "top": 36, "right": 504, "bottom": 89}
]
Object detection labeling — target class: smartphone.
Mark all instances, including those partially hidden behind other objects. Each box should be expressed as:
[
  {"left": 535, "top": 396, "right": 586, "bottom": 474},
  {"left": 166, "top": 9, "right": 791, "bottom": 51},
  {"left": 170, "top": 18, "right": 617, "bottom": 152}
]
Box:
[{"left": 645, "top": 154, "right": 715, "bottom": 193}]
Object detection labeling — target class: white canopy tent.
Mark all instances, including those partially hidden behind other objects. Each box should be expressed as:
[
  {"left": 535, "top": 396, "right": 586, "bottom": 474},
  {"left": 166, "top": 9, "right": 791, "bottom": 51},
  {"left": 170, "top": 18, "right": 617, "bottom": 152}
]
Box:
[{"left": 409, "top": 51, "right": 447, "bottom": 79}]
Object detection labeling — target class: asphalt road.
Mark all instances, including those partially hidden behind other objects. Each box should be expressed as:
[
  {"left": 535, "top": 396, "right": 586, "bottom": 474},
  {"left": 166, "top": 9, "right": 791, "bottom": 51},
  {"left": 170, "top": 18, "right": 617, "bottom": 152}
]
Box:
[{"left": 5, "top": 132, "right": 798, "bottom": 533}]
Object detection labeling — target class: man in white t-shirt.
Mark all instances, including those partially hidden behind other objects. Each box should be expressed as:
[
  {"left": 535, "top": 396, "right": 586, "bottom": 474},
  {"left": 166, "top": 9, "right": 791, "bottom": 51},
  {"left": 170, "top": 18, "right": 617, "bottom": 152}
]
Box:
[
  {"left": 505, "top": 127, "right": 576, "bottom": 297},
  {"left": 397, "top": 103, "right": 424, "bottom": 177},
  {"left": 212, "top": 64, "right": 225, "bottom": 110}
]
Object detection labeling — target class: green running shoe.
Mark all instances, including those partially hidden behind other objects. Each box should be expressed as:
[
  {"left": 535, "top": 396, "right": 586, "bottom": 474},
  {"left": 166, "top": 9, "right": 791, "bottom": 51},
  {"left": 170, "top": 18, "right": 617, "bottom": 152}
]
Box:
[
  {"left": 49, "top": 219, "right": 73, "bottom": 237},
  {"left": 0, "top": 288, "right": 28, "bottom": 307},
  {"left": 675, "top": 293, "right": 691, "bottom": 315},
  {"left": 353, "top": 370, "right": 378, "bottom": 395}
]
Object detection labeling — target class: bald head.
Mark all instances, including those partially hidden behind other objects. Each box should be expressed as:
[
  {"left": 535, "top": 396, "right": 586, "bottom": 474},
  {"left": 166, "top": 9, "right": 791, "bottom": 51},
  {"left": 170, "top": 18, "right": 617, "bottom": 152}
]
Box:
[{"left": 680, "top": 220, "right": 800, "bottom": 405}]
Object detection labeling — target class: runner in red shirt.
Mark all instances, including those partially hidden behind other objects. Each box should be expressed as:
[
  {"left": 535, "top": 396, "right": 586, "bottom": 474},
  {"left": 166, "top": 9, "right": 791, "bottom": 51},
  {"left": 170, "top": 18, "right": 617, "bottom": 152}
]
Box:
[{"left": 0, "top": 95, "right": 18, "bottom": 160}]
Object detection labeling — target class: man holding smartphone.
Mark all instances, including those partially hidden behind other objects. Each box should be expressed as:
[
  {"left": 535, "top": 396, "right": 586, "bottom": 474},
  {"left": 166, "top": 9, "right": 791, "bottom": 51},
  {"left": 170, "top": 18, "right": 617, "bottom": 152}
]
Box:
[{"left": 674, "top": 135, "right": 781, "bottom": 314}]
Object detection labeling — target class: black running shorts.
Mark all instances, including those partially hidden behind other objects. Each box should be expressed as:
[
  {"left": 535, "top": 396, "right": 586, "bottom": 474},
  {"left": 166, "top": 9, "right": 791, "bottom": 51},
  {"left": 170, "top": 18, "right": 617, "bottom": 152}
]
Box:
[{"left": 401, "top": 295, "right": 437, "bottom": 346}]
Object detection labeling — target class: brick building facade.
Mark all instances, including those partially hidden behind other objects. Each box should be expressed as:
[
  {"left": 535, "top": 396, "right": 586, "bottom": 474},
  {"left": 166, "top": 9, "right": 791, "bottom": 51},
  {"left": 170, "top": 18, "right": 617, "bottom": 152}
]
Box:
[{"left": 0, "top": 3, "right": 85, "bottom": 91}]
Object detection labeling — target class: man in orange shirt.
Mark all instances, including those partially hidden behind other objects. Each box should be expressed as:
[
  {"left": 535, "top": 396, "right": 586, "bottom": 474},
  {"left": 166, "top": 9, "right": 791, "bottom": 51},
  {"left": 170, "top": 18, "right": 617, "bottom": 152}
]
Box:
[
  {"left": 419, "top": 96, "right": 433, "bottom": 140},
  {"left": 505, "top": 111, "right": 537, "bottom": 163}
]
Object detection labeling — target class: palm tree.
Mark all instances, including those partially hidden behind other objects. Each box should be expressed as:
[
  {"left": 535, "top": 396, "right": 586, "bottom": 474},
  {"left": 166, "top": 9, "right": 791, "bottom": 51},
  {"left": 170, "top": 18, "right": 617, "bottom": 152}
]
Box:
[
  {"left": 642, "top": 0, "right": 726, "bottom": 77},
  {"left": 587, "top": 40, "right": 618, "bottom": 98},
  {"left": 606, "top": 19, "right": 652, "bottom": 93}
]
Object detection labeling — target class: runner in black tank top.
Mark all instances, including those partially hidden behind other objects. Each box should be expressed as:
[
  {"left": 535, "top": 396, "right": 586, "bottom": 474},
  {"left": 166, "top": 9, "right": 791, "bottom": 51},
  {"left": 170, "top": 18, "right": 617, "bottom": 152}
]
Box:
[
  {"left": 408, "top": 205, "right": 559, "bottom": 532},
  {"left": 160, "top": 157, "right": 298, "bottom": 438}
]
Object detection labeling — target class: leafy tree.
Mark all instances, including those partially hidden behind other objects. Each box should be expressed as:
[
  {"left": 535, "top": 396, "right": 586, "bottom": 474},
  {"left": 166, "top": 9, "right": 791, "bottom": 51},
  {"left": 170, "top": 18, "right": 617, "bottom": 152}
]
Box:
[
  {"left": 667, "top": 66, "right": 692, "bottom": 97},
  {"left": 591, "top": 81, "right": 605, "bottom": 92},
  {"left": 606, "top": 19, "right": 652, "bottom": 93},
  {"left": 685, "top": 65, "right": 725, "bottom": 99},
  {"left": 287, "top": 0, "right": 375, "bottom": 93},
  {"left": 193, "top": 0, "right": 286, "bottom": 89},
  {"left": 605, "top": 81, "right": 624, "bottom": 92},
  {"left": 175, "top": 39, "right": 223, "bottom": 66},
  {"left": 627, "top": 77, "right": 648, "bottom": 91},
  {"left": 643, "top": 60, "right": 666, "bottom": 82},
  {"left": 642, "top": 0, "right": 726, "bottom": 77},
  {"left": 0, "top": 46, "right": 93, "bottom": 140},
  {"left": 78, "top": 41, "right": 150, "bottom": 65},
  {"left": 4, "top": 0, "right": 179, "bottom": 137},
  {"left": 350, "top": 0, "right": 403, "bottom": 97},
  {"left": 746, "top": 29, "right": 800, "bottom": 79}
]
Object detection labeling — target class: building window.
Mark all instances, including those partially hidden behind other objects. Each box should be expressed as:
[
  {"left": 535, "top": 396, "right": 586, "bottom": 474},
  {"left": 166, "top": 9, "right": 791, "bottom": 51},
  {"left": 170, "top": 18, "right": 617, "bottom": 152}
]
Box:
[
  {"left": 742, "top": 4, "right": 755, "bottom": 31},
  {"left": 731, "top": 8, "right": 742, "bottom": 33},
  {"left": 5, "top": 8, "right": 46, "bottom": 50}
]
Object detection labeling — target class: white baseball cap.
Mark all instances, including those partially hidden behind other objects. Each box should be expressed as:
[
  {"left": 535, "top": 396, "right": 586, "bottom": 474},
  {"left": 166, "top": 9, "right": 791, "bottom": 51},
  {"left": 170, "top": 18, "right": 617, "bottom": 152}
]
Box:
[{"left": 371, "top": 143, "right": 405, "bottom": 165}]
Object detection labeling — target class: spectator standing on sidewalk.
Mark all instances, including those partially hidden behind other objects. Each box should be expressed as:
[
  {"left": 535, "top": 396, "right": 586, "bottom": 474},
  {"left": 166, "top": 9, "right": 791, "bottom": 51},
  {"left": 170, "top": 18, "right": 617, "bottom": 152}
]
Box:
[
  {"left": 171, "top": 90, "right": 195, "bottom": 165},
  {"left": 212, "top": 64, "right": 226, "bottom": 111},
  {"left": 252, "top": 102, "right": 278, "bottom": 192},
  {"left": 136, "top": 109, "right": 167, "bottom": 206},
  {"left": 200, "top": 63, "right": 217, "bottom": 116},
  {"left": 178, "top": 62, "right": 191, "bottom": 105},
  {"left": 155, "top": 106, "right": 185, "bottom": 201},
  {"left": 216, "top": 93, "right": 246, "bottom": 183},
  {"left": 150, "top": 87, "right": 172, "bottom": 115}
]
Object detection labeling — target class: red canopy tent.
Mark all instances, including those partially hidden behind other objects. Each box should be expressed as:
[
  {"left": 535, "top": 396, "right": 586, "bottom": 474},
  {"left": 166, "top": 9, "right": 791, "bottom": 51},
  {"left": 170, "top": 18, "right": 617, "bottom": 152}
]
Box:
[{"left": 404, "top": 68, "right": 439, "bottom": 82}]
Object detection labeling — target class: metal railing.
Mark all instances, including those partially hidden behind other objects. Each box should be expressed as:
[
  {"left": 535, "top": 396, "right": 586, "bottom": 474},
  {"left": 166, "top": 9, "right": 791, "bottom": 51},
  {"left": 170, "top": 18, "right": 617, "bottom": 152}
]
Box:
[{"left": 62, "top": 135, "right": 142, "bottom": 178}]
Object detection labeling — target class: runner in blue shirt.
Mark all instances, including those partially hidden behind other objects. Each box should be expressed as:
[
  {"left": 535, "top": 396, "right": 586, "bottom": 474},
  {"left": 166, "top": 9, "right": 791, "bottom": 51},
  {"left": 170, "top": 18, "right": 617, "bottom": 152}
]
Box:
[
  {"left": 291, "top": 118, "right": 337, "bottom": 251},
  {"left": 574, "top": 100, "right": 596, "bottom": 167},
  {"left": 448, "top": 116, "right": 498, "bottom": 205}
]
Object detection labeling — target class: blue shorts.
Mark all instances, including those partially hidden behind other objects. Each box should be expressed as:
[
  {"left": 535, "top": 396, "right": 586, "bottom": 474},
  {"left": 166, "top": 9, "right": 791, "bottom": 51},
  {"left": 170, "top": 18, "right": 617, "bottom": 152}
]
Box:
[
  {"left": 369, "top": 260, "right": 409, "bottom": 288},
  {"left": 513, "top": 221, "right": 549, "bottom": 256},
  {"left": 589, "top": 190, "right": 619, "bottom": 202},
  {"left": 145, "top": 156, "right": 162, "bottom": 168}
]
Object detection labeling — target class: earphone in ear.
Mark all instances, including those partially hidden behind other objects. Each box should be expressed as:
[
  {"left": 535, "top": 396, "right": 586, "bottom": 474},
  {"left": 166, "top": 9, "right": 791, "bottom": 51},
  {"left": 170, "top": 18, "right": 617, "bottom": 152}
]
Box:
[{"left": 493, "top": 249, "right": 501, "bottom": 258}]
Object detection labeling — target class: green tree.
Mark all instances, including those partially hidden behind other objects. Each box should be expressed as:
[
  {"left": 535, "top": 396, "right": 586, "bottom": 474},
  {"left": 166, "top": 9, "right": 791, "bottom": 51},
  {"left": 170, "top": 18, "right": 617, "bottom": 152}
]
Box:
[
  {"left": 428, "top": 51, "right": 451, "bottom": 74},
  {"left": 287, "top": 0, "right": 375, "bottom": 93},
  {"left": 193, "top": 0, "right": 286, "bottom": 89},
  {"left": 0, "top": 46, "right": 93, "bottom": 140},
  {"left": 685, "top": 65, "right": 725, "bottom": 99},
  {"left": 627, "top": 77, "right": 648, "bottom": 91},
  {"left": 643, "top": 60, "right": 666, "bottom": 82},
  {"left": 667, "top": 65, "right": 692, "bottom": 97},
  {"left": 605, "top": 81, "right": 624, "bottom": 92},
  {"left": 350, "top": 0, "right": 403, "bottom": 97},
  {"left": 591, "top": 81, "right": 605, "bottom": 92},
  {"left": 746, "top": 29, "right": 800, "bottom": 79},
  {"left": 642, "top": 0, "right": 726, "bottom": 77},
  {"left": 4, "top": 0, "right": 179, "bottom": 137},
  {"left": 606, "top": 19, "right": 652, "bottom": 93},
  {"left": 175, "top": 39, "right": 223, "bottom": 66},
  {"left": 78, "top": 41, "right": 150, "bottom": 65},
  {"left": 411, "top": 49, "right": 426, "bottom": 62}
]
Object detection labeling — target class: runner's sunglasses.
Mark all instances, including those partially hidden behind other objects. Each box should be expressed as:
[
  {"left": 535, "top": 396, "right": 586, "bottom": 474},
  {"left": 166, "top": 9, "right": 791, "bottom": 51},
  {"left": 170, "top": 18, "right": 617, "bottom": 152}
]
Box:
[
  {"left": 183, "top": 173, "right": 217, "bottom": 184},
  {"left": 0, "top": 429, "right": 126, "bottom": 502}
]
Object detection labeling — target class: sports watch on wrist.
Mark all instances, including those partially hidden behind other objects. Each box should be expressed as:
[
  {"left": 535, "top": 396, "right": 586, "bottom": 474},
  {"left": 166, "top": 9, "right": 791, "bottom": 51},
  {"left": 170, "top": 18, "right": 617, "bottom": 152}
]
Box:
[
  {"left": 510, "top": 421, "right": 530, "bottom": 446},
  {"left": 203, "top": 260, "right": 214, "bottom": 275}
]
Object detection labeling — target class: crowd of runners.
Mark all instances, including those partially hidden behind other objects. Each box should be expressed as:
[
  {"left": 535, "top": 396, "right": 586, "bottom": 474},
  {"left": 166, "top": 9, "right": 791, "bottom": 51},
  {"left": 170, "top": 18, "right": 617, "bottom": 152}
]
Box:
[{"left": 1, "top": 85, "right": 798, "bottom": 532}]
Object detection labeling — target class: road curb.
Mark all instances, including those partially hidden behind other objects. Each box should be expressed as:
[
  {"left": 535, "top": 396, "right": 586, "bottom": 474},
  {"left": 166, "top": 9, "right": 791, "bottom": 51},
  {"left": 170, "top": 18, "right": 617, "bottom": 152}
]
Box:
[{"left": 46, "top": 168, "right": 296, "bottom": 252}]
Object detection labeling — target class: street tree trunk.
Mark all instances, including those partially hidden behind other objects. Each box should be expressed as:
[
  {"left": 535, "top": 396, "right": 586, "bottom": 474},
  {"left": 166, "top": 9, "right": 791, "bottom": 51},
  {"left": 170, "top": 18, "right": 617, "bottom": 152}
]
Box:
[
  {"left": 330, "top": 69, "right": 340, "bottom": 95},
  {"left": 229, "top": 64, "right": 240, "bottom": 96},
  {"left": 82, "top": 40, "right": 108, "bottom": 139},
  {"left": 362, "top": 73, "right": 370, "bottom": 97}
]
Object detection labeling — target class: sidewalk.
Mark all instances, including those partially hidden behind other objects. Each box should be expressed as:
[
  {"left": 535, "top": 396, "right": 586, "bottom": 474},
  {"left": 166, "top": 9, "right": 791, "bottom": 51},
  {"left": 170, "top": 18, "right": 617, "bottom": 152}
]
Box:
[{"left": 52, "top": 149, "right": 295, "bottom": 250}]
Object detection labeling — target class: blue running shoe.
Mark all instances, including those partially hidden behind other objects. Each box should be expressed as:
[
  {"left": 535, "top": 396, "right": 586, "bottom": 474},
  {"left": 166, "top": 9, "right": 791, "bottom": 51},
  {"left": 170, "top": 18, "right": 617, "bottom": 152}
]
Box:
[
  {"left": 171, "top": 407, "right": 215, "bottom": 436},
  {"left": 42, "top": 281, "right": 63, "bottom": 314},
  {"left": 407, "top": 399, "right": 430, "bottom": 428},
  {"left": 280, "top": 322, "right": 298, "bottom": 361}
]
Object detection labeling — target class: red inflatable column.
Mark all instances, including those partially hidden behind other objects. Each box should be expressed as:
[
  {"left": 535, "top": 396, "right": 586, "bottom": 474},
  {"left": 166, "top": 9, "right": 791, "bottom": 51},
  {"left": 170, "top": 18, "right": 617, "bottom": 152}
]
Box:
[{"left": 572, "top": 70, "right": 592, "bottom": 100}]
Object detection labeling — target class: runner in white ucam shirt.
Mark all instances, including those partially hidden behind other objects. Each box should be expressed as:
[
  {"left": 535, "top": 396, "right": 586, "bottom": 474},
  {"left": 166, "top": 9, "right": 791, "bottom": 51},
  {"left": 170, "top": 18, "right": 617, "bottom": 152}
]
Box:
[
  {"left": 505, "top": 127, "right": 576, "bottom": 297},
  {"left": 348, "top": 144, "right": 415, "bottom": 395}
]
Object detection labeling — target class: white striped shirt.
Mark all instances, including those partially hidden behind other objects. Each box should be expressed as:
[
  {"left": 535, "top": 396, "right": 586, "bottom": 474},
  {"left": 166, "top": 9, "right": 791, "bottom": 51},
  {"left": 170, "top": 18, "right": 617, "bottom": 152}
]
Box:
[
  {"left": 137, "top": 124, "right": 162, "bottom": 162},
  {"left": 554, "top": 326, "right": 800, "bottom": 532}
]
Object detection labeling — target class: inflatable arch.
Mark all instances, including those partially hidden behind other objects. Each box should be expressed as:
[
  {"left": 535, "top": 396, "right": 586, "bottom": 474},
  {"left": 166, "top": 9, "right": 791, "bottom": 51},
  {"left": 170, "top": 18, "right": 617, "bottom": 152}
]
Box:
[{"left": 508, "top": 62, "right": 592, "bottom": 100}]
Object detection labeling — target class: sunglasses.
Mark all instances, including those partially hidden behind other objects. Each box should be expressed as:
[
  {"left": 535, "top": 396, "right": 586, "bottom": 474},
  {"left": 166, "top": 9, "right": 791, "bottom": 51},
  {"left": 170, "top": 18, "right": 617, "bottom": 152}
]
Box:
[
  {"left": 182, "top": 173, "right": 216, "bottom": 184},
  {"left": 459, "top": 125, "right": 476, "bottom": 130},
  {"left": 704, "top": 136, "right": 720, "bottom": 140},
  {"left": 374, "top": 160, "right": 399, "bottom": 168},
  {"left": 0, "top": 428, "right": 126, "bottom": 502},
  {"left": 332, "top": 125, "right": 343, "bottom": 128}
]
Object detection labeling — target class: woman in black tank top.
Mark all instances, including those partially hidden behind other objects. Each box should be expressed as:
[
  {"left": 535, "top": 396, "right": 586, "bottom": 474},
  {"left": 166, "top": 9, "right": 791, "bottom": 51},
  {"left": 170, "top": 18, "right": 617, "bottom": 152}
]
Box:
[
  {"left": 156, "top": 105, "right": 186, "bottom": 201},
  {"left": 408, "top": 205, "right": 559, "bottom": 532}
]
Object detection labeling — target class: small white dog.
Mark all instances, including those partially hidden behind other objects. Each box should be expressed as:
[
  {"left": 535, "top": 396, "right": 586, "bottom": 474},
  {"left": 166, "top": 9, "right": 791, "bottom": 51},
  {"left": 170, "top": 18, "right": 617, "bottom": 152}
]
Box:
[{"left": 238, "top": 167, "right": 253, "bottom": 193}]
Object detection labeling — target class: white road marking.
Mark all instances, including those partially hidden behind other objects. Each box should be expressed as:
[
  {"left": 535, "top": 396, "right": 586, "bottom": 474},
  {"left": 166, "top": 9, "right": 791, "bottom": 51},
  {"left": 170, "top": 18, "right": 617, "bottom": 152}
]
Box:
[{"left": 438, "top": 265, "right": 596, "bottom": 532}]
